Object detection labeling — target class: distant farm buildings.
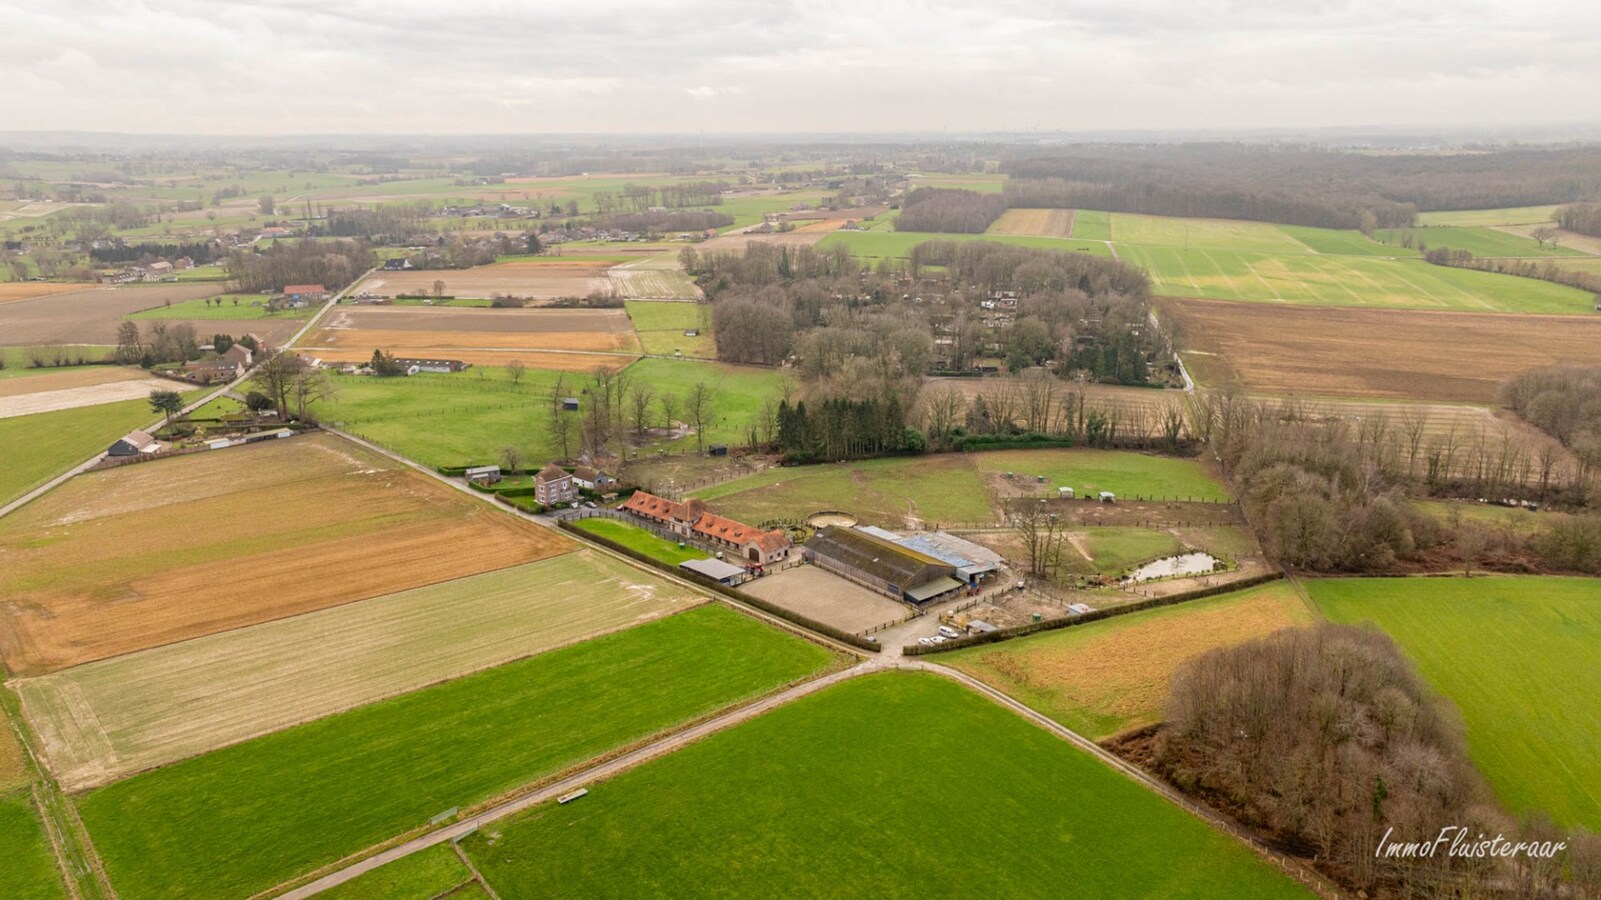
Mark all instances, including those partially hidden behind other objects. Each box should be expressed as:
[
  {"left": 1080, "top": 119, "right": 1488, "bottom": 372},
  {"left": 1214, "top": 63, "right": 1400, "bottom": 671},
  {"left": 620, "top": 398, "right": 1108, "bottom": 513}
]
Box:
[
  {"left": 281, "top": 284, "right": 329, "bottom": 303},
  {"left": 619, "top": 491, "right": 791, "bottom": 568},
  {"left": 803, "top": 525, "right": 966, "bottom": 605},
  {"left": 393, "top": 357, "right": 468, "bottom": 374},
  {"left": 181, "top": 358, "right": 244, "bottom": 385},
  {"left": 107, "top": 430, "right": 160, "bottom": 458}
]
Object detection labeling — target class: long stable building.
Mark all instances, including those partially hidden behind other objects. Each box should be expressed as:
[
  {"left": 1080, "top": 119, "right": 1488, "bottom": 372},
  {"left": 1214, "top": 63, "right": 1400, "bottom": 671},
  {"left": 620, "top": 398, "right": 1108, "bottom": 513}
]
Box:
[
  {"left": 802, "top": 525, "right": 964, "bottom": 605},
  {"left": 618, "top": 491, "right": 791, "bottom": 569}
]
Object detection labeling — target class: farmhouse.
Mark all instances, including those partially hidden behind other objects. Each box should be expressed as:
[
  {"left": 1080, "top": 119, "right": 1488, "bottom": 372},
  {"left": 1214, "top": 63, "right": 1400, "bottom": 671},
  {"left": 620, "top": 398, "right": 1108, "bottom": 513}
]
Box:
[
  {"left": 394, "top": 357, "right": 468, "bottom": 374},
  {"left": 107, "top": 430, "right": 160, "bottom": 457},
  {"left": 803, "top": 525, "right": 963, "bottom": 604},
  {"left": 619, "top": 490, "right": 791, "bottom": 568},
  {"left": 183, "top": 358, "right": 244, "bottom": 384},
  {"left": 534, "top": 463, "right": 577, "bottom": 505},
  {"left": 571, "top": 466, "right": 615, "bottom": 492},
  {"left": 221, "top": 343, "right": 253, "bottom": 367},
  {"left": 282, "top": 284, "right": 329, "bottom": 302}
]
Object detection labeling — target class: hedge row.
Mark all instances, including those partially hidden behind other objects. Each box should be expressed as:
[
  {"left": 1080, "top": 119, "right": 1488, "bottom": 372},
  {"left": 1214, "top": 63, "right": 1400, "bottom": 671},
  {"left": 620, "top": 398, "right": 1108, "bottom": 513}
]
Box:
[
  {"left": 903, "top": 571, "right": 1284, "bottom": 656},
  {"left": 556, "top": 520, "right": 880, "bottom": 653},
  {"left": 953, "top": 432, "right": 1075, "bottom": 452},
  {"left": 496, "top": 494, "right": 547, "bottom": 514}
]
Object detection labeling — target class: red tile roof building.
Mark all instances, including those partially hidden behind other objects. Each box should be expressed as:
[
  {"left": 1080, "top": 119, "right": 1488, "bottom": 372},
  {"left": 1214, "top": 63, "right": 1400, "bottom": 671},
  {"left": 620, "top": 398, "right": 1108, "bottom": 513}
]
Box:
[{"left": 618, "top": 491, "right": 790, "bottom": 568}]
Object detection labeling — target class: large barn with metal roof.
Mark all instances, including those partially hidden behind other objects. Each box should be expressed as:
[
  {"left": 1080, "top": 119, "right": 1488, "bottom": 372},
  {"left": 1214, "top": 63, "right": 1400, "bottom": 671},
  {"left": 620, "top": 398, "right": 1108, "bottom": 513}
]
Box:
[{"left": 802, "top": 525, "right": 964, "bottom": 604}]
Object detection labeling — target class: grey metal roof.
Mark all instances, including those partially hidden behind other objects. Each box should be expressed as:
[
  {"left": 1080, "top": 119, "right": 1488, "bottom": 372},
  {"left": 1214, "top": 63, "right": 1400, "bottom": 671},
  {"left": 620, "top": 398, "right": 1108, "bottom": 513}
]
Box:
[{"left": 679, "top": 558, "right": 746, "bottom": 581}]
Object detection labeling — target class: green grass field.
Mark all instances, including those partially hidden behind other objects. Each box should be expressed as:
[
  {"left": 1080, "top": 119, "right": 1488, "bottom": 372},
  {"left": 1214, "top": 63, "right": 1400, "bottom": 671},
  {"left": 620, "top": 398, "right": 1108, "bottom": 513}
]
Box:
[
  {"left": 320, "top": 844, "right": 473, "bottom": 900},
  {"left": 1110, "top": 213, "right": 1314, "bottom": 254},
  {"left": 1116, "top": 244, "right": 1594, "bottom": 312},
  {"left": 1071, "top": 209, "right": 1112, "bottom": 240},
  {"left": 692, "top": 454, "right": 996, "bottom": 526},
  {"left": 125, "top": 295, "right": 314, "bottom": 321},
  {"left": 622, "top": 357, "right": 792, "bottom": 451},
  {"left": 971, "top": 448, "right": 1230, "bottom": 501},
  {"left": 1374, "top": 226, "right": 1589, "bottom": 258},
  {"left": 946, "top": 582, "right": 1314, "bottom": 739},
  {"left": 624, "top": 300, "right": 714, "bottom": 358},
  {"left": 78, "top": 605, "right": 838, "bottom": 900},
  {"left": 0, "top": 790, "right": 65, "bottom": 900},
  {"left": 572, "top": 517, "right": 707, "bottom": 565},
  {"left": 462, "top": 671, "right": 1308, "bottom": 898},
  {"left": 1311, "top": 576, "right": 1601, "bottom": 830},
  {"left": 1416, "top": 206, "right": 1560, "bottom": 227},
  {"left": 1275, "top": 225, "right": 1407, "bottom": 256},
  {"left": 1065, "top": 527, "right": 1187, "bottom": 576},
  {"left": 0, "top": 396, "right": 170, "bottom": 507},
  {"left": 818, "top": 229, "right": 1115, "bottom": 262}
]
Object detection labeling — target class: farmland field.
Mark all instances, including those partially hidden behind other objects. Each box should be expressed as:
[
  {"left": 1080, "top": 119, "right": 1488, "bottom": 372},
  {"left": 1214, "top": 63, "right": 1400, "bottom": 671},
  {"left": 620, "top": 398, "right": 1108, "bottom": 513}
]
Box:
[
  {"left": 0, "top": 396, "right": 172, "bottom": 507},
  {"left": 1111, "top": 212, "right": 1315, "bottom": 254},
  {"left": 570, "top": 517, "right": 708, "bottom": 566},
  {"left": 0, "top": 282, "right": 92, "bottom": 304},
  {"left": 946, "top": 582, "right": 1313, "bottom": 738},
  {"left": 125, "top": 295, "right": 316, "bottom": 321},
  {"left": 623, "top": 300, "right": 713, "bottom": 357},
  {"left": 1373, "top": 225, "right": 1589, "bottom": 258},
  {"left": 19, "top": 550, "right": 705, "bottom": 789},
  {"left": 1311, "top": 576, "right": 1601, "bottom": 830},
  {"left": 817, "top": 229, "right": 1115, "bottom": 261},
  {"left": 0, "top": 790, "right": 65, "bottom": 900},
  {"left": 1119, "top": 244, "right": 1593, "bottom": 312},
  {"left": 1416, "top": 206, "right": 1561, "bottom": 227},
  {"left": 320, "top": 844, "right": 474, "bottom": 900},
  {"left": 1071, "top": 209, "right": 1112, "bottom": 240},
  {"left": 607, "top": 255, "right": 701, "bottom": 300},
  {"left": 0, "top": 371, "right": 181, "bottom": 419},
  {"left": 462, "top": 672, "right": 1308, "bottom": 899},
  {"left": 1162, "top": 297, "right": 1601, "bottom": 403},
  {"left": 302, "top": 304, "right": 641, "bottom": 367},
  {"left": 0, "top": 284, "right": 262, "bottom": 347},
  {"left": 77, "top": 604, "right": 838, "bottom": 900},
  {"left": 352, "top": 261, "right": 611, "bottom": 300},
  {"left": 692, "top": 454, "right": 996, "bottom": 526},
  {"left": 987, "top": 207, "right": 1074, "bottom": 237},
  {"left": 971, "top": 448, "right": 1230, "bottom": 502},
  {"left": 0, "top": 433, "right": 568, "bottom": 675}
]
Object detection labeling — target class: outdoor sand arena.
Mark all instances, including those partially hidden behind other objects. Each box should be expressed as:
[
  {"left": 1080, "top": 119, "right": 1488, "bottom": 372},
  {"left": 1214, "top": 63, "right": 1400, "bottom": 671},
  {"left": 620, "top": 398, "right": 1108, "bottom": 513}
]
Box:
[
  {"left": 0, "top": 368, "right": 180, "bottom": 418},
  {"left": 0, "top": 433, "right": 570, "bottom": 675},
  {"left": 740, "top": 566, "right": 911, "bottom": 635},
  {"left": 19, "top": 550, "right": 704, "bottom": 789},
  {"left": 1162, "top": 297, "right": 1601, "bottom": 403},
  {"left": 301, "top": 305, "right": 642, "bottom": 367},
  {"left": 352, "top": 261, "right": 612, "bottom": 300}
]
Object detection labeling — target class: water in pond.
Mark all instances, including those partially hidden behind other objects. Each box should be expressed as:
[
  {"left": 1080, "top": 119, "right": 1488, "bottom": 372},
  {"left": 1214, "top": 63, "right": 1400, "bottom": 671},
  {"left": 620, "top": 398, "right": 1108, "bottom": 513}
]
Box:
[{"left": 1123, "top": 552, "right": 1220, "bottom": 583}]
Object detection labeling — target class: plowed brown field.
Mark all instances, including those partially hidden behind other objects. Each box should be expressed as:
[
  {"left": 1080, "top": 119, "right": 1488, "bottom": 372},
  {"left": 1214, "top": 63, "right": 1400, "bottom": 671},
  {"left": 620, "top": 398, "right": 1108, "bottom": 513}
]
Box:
[
  {"left": 301, "top": 305, "right": 641, "bottom": 368},
  {"left": 0, "top": 433, "right": 569, "bottom": 675},
  {"left": 1161, "top": 297, "right": 1601, "bottom": 403},
  {"left": 352, "top": 261, "right": 611, "bottom": 300},
  {"left": 988, "top": 208, "right": 1075, "bottom": 238}
]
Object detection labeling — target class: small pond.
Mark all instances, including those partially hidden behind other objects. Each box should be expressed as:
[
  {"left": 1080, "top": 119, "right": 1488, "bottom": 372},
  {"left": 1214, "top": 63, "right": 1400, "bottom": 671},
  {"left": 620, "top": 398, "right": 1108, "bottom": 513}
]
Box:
[{"left": 1123, "top": 552, "right": 1222, "bottom": 583}]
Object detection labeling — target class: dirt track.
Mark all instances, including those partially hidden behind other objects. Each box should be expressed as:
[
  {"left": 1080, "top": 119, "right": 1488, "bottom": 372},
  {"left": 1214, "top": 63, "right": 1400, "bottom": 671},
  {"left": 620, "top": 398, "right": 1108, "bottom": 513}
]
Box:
[{"left": 0, "top": 375, "right": 180, "bottom": 418}]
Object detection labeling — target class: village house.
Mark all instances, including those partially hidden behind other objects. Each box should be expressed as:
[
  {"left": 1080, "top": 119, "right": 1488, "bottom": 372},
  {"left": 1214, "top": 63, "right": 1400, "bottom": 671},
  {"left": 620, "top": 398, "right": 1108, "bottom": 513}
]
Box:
[
  {"left": 183, "top": 358, "right": 244, "bottom": 385},
  {"left": 281, "top": 284, "right": 329, "bottom": 303},
  {"left": 571, "top": 466, "right": 616, "bottom": 492},
  {"left": 618, "top": 491, "right": 791, "bottom": 568},
  {"left": 221, "top": 343, "right": 253, "bottom": 367},
  {"left": 534, "top": 463, "right": 577, "bottom": 506}
]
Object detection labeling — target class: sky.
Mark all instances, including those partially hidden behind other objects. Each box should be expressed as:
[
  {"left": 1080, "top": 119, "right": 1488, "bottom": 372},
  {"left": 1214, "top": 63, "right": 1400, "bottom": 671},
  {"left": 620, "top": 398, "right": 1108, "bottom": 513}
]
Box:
[{"left": 4, "top": 0, "right": 1601, "bottom": 135}]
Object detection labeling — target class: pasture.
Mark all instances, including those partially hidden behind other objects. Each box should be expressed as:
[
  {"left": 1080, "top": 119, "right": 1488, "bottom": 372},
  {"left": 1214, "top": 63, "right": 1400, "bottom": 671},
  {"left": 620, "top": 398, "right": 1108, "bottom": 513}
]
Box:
[
  {"left": 125, "top": 295, "right": 316, "bottom": 321},
  {"left": 320, "top": 844, "right": 474, "bottom": 900},
  {"left": 0, "top": 791, "right": 65, "bottom": 900},
  {"left": 1373, "top": 226, "right": 1589, "bottom": 258},
  {"left": 623, "top": 300, "right": 714, "bottom": 358},
  {"left": 302, "top": 304, "right": 641, "bottom": 367},
  {"left": 1071, "top": 208, "right": 1113, "bottom": 240},
  {"left": 946, "top": 582, "right": 1314, "bottom": 738},
  {"left": 988, "top": 207, "right": 1074, "bottom": 237},
  {"left": 1416, "top": 206, "right": 1560, "bottom": 227},
  {"left": 0, "top": 395, "right": 170, "bottom": 507},
  {"left": 19, "top": 550, "right": 706, "bottom": 790},
  {"left": 1312, "top": 576, "right": 1601, "bottom": 830},
  {"left": 462, "top": 672, "right": 1308, "bottom": 899},
  {"left": 77, "top": 605, "right": 838, "bottom": 900},
  {"left": 623, "top": 357, "right": 793, "bottom": 451},
  {"left": 0, "top": 433, "right": 568, "bottom": 675},
  {"left": 570, "top": 517, "right": 707, "bottom": 566},
  {"left": 1118, "top": 244, "right": 1593, "bottom": 312},
  {"left": 1163, "top": 298, "right": 1601, "bottom": 403},
  {"left": 692, "top": 454, "right": 996, "bottom": 526},
  {"left": 352, "top": 260, "right": 611, "bottom": 300},
  {"left": 1110, "top": 212, "right": 1315, "bottom": 254},
  {"left": 971, "top": 448, "right": 1230, "bottom": 502}
]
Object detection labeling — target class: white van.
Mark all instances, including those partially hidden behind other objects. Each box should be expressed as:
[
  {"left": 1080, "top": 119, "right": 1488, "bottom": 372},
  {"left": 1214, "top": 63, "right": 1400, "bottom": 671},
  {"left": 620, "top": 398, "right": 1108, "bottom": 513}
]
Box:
[{"left": 937, "top": 625, "right": 961, "bottom": 640}]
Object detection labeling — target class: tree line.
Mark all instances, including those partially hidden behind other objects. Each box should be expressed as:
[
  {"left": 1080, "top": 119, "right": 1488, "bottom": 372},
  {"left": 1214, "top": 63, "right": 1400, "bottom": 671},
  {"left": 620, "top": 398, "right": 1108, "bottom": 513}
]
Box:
[
  {"left": 224, "top": 238, "right": 373, "bottom": 294},
  {"left": 589, "top": 181, "right": 730, "bottom": 214},
  {"left": 89, "top": 240, "right": 222, "bottom": 265},
  {"left": 892, "top": 187, "right": 1006, "bottom": 233},
  {"left": 1422, "top": 246, "right": 1601, "bottom": 299},
  {"left": 590, "top": 209, "right": 733, "bottom": 234},
  {"left": 1556, "top": 201, "right": 1601, "bottom": 238}
]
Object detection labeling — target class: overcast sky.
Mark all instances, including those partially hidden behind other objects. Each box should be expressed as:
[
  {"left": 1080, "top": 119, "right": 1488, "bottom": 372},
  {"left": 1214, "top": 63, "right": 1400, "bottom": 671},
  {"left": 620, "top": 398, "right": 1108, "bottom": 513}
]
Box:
[{"left": 5, "top": 0, "right": 1600, "bottom": 135}]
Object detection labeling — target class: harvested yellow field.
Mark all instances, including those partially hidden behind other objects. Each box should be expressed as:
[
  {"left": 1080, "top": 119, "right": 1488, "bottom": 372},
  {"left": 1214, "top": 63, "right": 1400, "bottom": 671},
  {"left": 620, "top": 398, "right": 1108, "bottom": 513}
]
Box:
[
  {"left": 19, "top": 550, "right": 703, "bottom": 789},
  {"left": 0, "top": 433, "right": 570, "bottom": 675},
  {"left": 946, "top": 582, "right": 1313, "bottom": 738},
  {"left": 0, "top": 365, "right": 148, "bottom": 399},
  {"left": 988, "top": 208, "right": 1075, "bottom": 238},
  {"left": 352, "top": 261, "right": 611, "bottom": 300},
  {"left": 0, "top": 282, "right": 93, "bottom": 304},
  {"left": 301, "top": 305, "right": 642, "bottom": 366}
]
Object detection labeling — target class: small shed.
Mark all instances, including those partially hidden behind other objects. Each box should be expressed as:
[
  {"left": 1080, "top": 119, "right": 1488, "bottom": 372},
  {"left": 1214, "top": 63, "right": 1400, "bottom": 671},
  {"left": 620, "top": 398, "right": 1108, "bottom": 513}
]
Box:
[
  {"left": 968, "top": 620, "right": 999, "bottom": 634},
  {"left": 108, "top": 430, "right": 159, "bottom": 457},
  {"left": 465, "top": 464, "right": 503, "bottom": 485},
  {"left": 679, "top": 557, "right": 746, "bottom": 585},
  {"left": 561, "top": 397, "right": 580, "bottom": 411},
  {"left": 1058, "top": 486, "right": 1075, "bottom": 499},
  {"left": 1098, "top": 491, "right": 1116, "bottom": 503},
  {"left": 707, "top": 444, "right": 728, "bottom": 457}
]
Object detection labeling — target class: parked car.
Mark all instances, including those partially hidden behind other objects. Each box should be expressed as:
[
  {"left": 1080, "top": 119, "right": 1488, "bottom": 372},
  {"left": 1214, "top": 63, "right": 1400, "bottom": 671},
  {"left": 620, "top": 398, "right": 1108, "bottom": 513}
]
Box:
[
  {"left": 917, "top": 637, "right": 936, "bottom": 646},
  {"left": 930, "top": 635, "right": 948, "bottom": 644}
]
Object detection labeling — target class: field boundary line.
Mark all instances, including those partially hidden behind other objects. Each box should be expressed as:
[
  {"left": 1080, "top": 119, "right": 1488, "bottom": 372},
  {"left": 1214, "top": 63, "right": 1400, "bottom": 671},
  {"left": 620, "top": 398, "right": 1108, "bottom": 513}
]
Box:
[
  {"left": 450, "top": 843, "right": 502, "bottom": 900},
  {"left": 270, "top": 662, "right": 874, "bottom": 899}
]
